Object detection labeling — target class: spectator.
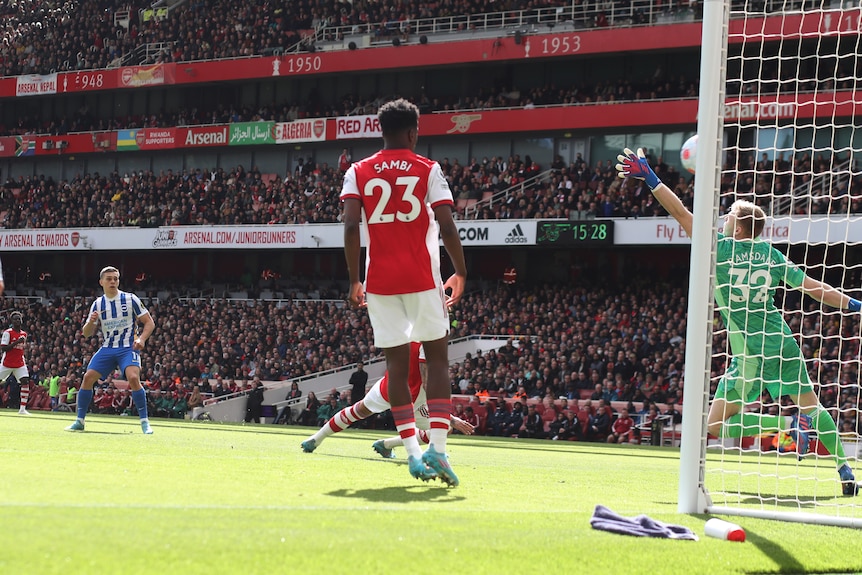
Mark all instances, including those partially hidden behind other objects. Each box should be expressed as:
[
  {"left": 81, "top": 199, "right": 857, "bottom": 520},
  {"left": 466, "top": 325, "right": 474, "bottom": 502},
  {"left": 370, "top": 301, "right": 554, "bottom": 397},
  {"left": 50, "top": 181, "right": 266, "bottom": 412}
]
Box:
[
  {"left": 187, "top": 386, "right": 203, "bottom": 412},
  {"left": 299, "top": 391, "right": 321, "bottom": 426},
  {"left": 485, "top": 401, "right": 511, "bottom": 437},
  {"left": 608, "top": 408, "right": 636, "bottom": 444},
  {"left": 244, "top": 378, "right": 265, "bottom": 423},
  {"left": 348, "top": 362, "right": 368, "bottom": 406},
  {"left": 587, "top": 399, "right": 611, "bottom": 441},
  {"left": 316, "top": 396, "right": 339, "bottom": 427},
  {"left": 518, "top": 404, "right": 546, "bottom": 439}
]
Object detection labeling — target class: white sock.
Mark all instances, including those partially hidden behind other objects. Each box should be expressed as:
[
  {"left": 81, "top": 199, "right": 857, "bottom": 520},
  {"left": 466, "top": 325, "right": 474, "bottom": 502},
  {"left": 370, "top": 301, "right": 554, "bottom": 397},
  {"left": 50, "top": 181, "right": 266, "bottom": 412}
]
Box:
[
  {"left": 383, "top": 436, "right": 402, "bottom": 450},
  {"left": 402, "top": 434, "right": 422, "bottom": 459},
  {"left": 429, "top": 428, "right": 448, "bottom": 452}
]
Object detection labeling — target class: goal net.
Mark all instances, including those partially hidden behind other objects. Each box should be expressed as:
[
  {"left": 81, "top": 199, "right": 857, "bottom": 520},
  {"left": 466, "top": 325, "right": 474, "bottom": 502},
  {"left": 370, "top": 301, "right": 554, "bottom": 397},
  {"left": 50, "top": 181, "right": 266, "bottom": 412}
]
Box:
[{"left": 680, "top": 0, "right": 862, "bottom": 527}]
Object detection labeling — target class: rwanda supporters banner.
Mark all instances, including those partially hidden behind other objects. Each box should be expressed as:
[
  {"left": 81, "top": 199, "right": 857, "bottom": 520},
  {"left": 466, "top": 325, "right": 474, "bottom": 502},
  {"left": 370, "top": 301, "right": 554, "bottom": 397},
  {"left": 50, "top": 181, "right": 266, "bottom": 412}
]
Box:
[
  {"left": 117, "top": 129, "right": 139, "bottom": 151},
  {"left": 116, "top": 128, "right": 177, "bottom": 151}
]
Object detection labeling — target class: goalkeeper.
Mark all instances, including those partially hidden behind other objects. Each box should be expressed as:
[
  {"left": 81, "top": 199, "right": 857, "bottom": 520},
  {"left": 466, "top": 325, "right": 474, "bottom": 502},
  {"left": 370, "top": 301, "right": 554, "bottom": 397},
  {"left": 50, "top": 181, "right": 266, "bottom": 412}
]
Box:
[{"left": 617, "top": 148, "right": 861, "bottom": 497}]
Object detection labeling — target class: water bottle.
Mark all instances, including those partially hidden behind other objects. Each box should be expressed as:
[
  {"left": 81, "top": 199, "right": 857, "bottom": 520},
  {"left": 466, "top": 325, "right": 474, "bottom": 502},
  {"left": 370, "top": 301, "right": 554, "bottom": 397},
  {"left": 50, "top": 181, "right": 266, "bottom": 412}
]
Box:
[{"left": 704, "top": 518, "right": 746, "bottom": 542}]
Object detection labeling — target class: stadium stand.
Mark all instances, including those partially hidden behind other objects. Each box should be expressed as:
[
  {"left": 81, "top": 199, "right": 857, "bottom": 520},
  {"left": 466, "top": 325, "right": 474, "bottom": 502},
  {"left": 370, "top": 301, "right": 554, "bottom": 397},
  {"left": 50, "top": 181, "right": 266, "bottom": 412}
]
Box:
[
  {"left": 4, "top": 145, "right": 859, "bottom": 230},
  {"left": 2, "top": 280, "right": 858, "bottom": 438},
  {"left": 0, "top": 1, "right": 698, "bottom": 77}
]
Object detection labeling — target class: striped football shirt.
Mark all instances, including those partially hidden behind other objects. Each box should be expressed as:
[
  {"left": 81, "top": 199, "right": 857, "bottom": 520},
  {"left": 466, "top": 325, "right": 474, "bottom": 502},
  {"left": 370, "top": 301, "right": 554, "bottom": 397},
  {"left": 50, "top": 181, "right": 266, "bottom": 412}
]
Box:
[{"left": 86, "top": 291, "right": 148, "bottom": 348}]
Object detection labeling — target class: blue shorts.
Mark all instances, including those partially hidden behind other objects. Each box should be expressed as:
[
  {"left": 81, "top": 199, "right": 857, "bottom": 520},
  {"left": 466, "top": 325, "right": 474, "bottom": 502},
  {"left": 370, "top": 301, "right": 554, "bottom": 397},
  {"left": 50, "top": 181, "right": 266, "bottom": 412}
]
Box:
[{"left": 88, "top": 347, "right": 141, "bottom": 377}]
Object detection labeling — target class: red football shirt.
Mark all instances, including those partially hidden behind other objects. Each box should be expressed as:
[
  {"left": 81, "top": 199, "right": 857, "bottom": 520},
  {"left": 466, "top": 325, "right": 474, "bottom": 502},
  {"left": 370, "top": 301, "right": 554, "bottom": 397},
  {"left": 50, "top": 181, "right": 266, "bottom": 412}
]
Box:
[
  {"left": 340, "top": 149, "right": 454, "bottom": 295},
  {"left": 1, "top": 328, "right": 27, "bottom": 368},
  {"left": 380, "top": 342, "right": 425, "bottom": 403}
]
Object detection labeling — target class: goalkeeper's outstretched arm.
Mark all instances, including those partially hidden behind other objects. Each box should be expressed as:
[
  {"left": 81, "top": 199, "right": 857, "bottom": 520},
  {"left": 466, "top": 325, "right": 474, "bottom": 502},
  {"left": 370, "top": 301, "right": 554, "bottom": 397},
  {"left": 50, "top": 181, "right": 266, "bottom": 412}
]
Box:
[
  {"left": 615, "top": 147, "right": 693, "bottom": 237},
  {"left": 800, "top": 276, "right": 862, "bottom": 312}
]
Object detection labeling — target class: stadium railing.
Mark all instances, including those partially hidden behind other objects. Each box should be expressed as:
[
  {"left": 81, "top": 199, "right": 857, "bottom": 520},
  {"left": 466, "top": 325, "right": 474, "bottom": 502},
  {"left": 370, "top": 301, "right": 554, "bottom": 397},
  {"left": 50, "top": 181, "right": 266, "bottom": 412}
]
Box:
[
  {"left": 461, "top": 168, "right": 555, "bottom": 219},
  {"left": 313, "top": 1, "right": 696, "bottom": 51}
]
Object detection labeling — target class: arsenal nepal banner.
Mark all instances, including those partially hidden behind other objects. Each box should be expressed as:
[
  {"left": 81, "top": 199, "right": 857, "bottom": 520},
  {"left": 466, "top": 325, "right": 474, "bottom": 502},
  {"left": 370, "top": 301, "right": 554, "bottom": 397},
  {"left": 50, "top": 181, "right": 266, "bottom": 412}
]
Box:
[{"left": 15, "top": 73, "right": 58, "bottom": 96}]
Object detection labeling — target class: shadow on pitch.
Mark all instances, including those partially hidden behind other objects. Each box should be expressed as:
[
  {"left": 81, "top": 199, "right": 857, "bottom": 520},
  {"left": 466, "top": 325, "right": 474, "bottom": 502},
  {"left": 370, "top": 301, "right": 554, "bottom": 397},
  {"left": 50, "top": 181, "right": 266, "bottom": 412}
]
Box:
[
  {"left": 327, "top": 485, "right": 464, "bottom": 503},
  {"left": 741, "top": 528, "right": 805, "bottom": 575}
]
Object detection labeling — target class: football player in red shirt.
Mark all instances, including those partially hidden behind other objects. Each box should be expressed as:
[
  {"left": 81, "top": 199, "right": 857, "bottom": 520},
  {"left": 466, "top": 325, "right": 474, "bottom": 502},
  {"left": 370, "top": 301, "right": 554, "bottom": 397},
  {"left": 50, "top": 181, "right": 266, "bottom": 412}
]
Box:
[
  {"left": 0, "top": 311, "right": 32, "bottom": 414},
  {"left": 301, "top": 343, "right": 473, "bottom": 454},
  {"left": 341, "top": 99, "right": 467, "bottom": 486}
]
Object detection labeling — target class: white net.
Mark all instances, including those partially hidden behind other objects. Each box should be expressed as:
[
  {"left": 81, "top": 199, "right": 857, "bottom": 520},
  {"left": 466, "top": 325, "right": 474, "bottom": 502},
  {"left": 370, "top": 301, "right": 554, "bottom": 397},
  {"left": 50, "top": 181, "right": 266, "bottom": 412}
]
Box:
[{"left": 703, "top": 0, "right": 862, "bottom": 525}]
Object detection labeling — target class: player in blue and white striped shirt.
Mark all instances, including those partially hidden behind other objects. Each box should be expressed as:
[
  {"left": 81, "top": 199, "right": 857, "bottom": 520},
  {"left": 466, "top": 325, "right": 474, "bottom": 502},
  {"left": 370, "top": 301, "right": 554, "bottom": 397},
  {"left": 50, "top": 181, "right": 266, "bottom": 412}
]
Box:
[{"left": 65, "top": 266, "right": 156, "bottom": 434}]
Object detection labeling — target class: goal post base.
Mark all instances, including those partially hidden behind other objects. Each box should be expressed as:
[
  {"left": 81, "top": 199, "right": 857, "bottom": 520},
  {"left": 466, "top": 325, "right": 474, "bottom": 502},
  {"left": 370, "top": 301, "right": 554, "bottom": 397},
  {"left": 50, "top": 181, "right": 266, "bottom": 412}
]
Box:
[{"left": 707, "top": 506, "right": 862, "bottom": 529}]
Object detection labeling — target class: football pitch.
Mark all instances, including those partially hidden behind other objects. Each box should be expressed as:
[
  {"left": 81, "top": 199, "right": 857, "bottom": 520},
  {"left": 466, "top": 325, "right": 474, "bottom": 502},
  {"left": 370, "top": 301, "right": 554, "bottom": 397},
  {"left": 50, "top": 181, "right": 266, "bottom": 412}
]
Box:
[{"left": 1, "top": 411, "right": 859, "bottom": 575}]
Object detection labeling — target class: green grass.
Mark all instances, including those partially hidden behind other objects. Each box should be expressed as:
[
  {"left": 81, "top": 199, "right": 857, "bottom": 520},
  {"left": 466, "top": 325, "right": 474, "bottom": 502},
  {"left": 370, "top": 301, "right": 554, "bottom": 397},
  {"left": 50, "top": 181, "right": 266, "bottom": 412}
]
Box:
[{"left": 2, "top": 411, "right": 860, "bottom": 575}]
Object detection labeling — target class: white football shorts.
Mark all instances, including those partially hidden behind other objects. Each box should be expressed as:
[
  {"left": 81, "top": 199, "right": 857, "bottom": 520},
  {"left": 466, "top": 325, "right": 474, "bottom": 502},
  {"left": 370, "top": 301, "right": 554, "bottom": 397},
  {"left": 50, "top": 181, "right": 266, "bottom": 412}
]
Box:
[
  {"left": 366, "top": 287, "right": 449, "bottom": 349},
  {"left": 0, "top": 365, "right": 29, "bottom": 380}
]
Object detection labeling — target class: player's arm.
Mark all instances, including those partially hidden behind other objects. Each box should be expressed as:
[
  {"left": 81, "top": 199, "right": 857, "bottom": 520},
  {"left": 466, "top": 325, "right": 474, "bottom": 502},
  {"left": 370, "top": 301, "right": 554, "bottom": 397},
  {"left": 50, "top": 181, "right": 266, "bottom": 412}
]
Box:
[
  {"left": 342, "top": 197, "right": 365, "bottom": 308},
  {"left": 800, "top": 276, "right": 862, "bottom": 312},
  {"left": 428, "top": 163, "right": 466, "bottom": 307},
  {"left": 616, "top": 148, "right": 693, "bottom": 237},
  {"left": 82, "top": 304, "right": 100, "bottom": 337},
  {"left": 341, "top": 166, "right": 365, "bottom": 309},
  {"left": 434, "top": 205, "right": 467, "bottom": 307},
  {"left": 0, "top": 332, "right": 13, "bottom": 353},
  {"left": 450, "top": 415, "right": 475, "bottom": 435},
  {"left": 135, "top": 312, "right": 155, "bottom": 350}
]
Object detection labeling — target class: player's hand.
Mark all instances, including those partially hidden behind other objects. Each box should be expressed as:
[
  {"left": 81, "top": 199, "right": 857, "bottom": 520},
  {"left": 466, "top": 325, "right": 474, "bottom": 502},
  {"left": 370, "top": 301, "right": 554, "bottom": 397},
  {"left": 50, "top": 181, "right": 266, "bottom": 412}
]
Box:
[
  {"left": 451, "top": 415, "right": 475, "bottom": 435},
  {"left": 347, "top": 281, "right": 366, "bottom": 309},
  {"left": 88, "top": 311, "right": 99, "bottom": 325},
  {"left": 17, "top": 335, "right": 26, "bottom": 343},
  {"left": 615, "top": 147, "right": 660, "bottom": 189},
  {"left": 133, "top": 338, "right": 146, "bottom": 351},
  {"left": 443, "top": 273, "right": 465, "bottom": 309}
]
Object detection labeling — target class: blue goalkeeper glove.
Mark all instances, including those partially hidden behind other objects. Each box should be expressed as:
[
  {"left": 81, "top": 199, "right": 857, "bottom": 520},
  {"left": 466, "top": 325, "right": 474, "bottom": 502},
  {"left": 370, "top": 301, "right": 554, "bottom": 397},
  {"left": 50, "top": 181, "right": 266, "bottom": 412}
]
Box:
[
  {"left": 848, "top": 298, "right": 861, "bottom": 312},
  {"left": 616, "top": 147, "right": 661, "bottom": 190}
]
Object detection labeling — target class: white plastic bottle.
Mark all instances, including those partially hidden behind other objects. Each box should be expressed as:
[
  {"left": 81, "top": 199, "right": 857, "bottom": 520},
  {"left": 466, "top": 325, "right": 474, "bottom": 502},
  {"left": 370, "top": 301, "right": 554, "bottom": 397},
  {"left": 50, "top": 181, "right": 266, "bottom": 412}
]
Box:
[{"left": 705, "top": 518, "right": 746, "bottom": 542}]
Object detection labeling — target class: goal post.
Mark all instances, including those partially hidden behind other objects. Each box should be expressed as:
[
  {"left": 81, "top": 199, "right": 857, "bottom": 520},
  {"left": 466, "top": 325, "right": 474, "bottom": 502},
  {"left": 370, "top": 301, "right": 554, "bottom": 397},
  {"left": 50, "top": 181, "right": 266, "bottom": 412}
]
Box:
[
  {"left": 677, "top": 0, "right": 727, "bottom": 517},
  {"left": 678, "top": 0, "right": 862, "bottom": 528}
]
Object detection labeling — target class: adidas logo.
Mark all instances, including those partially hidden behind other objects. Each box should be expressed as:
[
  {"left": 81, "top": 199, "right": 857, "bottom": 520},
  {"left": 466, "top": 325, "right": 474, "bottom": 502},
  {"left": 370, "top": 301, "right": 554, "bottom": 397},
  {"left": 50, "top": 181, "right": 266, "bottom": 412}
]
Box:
[{"left": 505, "top": 224, "right": 528, "bottom": 244}]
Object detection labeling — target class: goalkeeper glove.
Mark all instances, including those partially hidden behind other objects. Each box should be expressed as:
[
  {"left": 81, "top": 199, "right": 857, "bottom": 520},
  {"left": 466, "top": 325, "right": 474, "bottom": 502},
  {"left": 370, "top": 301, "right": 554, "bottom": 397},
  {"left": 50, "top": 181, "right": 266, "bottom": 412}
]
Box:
[
  {"left": 616, "top": 147, "right": 660, "bottom": 190},
  {"left": 848, "top": 298, "right": 861, "bottom": 312}
]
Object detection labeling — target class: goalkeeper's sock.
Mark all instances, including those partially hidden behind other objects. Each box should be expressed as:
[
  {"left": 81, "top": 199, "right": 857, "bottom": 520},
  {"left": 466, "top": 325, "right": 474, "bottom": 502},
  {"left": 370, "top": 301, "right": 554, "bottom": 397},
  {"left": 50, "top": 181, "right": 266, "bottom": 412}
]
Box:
[
  {"left": 807, "top": 407, "right": 848, "bottom": 469},
  {"left": 720, "top": 412, "right": 783, "bottom": 438}
]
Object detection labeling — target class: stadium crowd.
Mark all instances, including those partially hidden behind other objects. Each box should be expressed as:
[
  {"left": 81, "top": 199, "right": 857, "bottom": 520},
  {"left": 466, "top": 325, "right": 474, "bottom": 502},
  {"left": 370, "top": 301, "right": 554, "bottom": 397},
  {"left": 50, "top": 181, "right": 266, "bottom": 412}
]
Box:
[
  {"left": 1, "top": 0, "right": 691, "bottom": 78},
  {"left": 2, "top": 279, "right": 860, "bottom": 440},
  {"left": 4, "top": 144, "right": 860, "bottom": 231}
]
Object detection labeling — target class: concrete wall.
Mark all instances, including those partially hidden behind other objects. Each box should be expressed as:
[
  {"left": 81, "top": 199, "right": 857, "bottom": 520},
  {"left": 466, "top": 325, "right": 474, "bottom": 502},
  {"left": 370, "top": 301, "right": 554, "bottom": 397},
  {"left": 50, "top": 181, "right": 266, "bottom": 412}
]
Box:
[{"left": 199, "top": 337, "right": 511, "bottom": 423}]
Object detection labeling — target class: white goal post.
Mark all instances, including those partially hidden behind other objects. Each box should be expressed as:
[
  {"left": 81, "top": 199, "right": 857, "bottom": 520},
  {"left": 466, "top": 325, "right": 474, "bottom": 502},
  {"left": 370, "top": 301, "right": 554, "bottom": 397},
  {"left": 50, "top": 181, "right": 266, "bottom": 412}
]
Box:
[{"left": 678, "top": 0, "right": 862, "bottom": 528}]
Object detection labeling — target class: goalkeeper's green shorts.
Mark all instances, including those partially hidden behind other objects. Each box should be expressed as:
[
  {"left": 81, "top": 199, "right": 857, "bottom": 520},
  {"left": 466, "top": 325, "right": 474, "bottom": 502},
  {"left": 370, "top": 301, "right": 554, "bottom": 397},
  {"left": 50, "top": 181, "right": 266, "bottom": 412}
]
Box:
[{"left": 714, "top": 352, "right": 813, "bottom": 404}]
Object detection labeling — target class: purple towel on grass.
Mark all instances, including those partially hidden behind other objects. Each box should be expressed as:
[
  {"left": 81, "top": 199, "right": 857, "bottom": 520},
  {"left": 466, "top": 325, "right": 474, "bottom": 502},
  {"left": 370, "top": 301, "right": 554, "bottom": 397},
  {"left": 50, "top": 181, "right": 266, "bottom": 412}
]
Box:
[{"left": 590, "top": 505, "right": 698, "bottom": 540}]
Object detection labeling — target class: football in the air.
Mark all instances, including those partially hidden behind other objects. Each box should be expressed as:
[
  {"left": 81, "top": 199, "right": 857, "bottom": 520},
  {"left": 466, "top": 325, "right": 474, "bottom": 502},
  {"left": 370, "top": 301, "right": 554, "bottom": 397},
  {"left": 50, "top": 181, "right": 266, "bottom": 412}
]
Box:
[{"left": 680, "top": 134, "right": 698, "bottom": 174}]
